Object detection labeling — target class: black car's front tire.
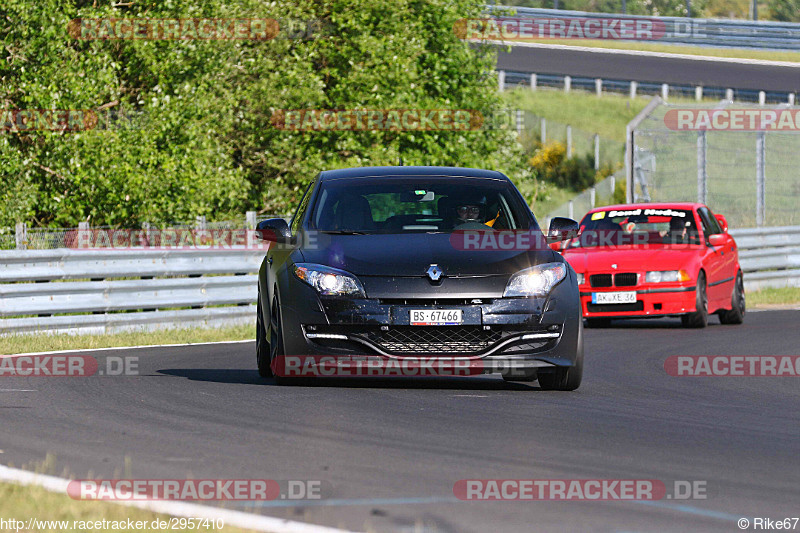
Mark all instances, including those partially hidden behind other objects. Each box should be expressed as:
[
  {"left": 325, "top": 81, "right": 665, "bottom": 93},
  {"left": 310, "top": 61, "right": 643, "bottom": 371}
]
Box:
[
  {"left": 538, "top": 320, "right": 583, "bottom": 391},
  {"left": 256, "top": 294, "right": 273, "bottom": 378},
  {"left": 269, "top": 295, "right": 301, "bottom": 386}
]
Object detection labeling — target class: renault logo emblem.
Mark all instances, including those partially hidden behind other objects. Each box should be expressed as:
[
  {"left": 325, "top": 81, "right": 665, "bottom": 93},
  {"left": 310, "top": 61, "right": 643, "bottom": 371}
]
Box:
[{"left": 426, "top": 264, "right": 443, "bottom": 281}]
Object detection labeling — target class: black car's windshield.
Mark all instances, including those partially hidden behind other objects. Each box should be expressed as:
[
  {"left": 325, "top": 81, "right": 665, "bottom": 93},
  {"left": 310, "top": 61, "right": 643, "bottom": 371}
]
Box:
[
  {"left": 570, "top": 207, "right": 701, "bottom": 248},
  {"left": 310, "top": 176, "right": 536, "bottom": 234}
]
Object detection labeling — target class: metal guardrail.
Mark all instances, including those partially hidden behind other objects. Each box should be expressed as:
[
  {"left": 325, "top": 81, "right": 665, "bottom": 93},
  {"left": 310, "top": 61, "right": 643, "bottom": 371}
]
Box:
[
  {"left": 731, "top": 226, "right": 800, "bottom": 291},
  {"left": 0, "top": 249, "right": 265, "bottom": 336},
  {"left": 0, "top": 227, "right": 795, "bottom": 336},
  {"left": 487, "top": 6, "right": 800, "bottom": 50}
]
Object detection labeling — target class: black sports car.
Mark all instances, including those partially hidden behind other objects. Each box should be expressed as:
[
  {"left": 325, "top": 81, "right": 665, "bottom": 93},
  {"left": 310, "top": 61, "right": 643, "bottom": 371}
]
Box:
[{"left": 256, "top": 166, "right": 583, "bottom": 390}]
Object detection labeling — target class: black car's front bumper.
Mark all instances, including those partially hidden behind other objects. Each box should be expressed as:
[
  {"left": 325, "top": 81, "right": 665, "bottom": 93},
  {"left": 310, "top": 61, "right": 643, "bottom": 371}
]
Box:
[{"left": 273, "top": 272, "right": 582, "bottom": 373}]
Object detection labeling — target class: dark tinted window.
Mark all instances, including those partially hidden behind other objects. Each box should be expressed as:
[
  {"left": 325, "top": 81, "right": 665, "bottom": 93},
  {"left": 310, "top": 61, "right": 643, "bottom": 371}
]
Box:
[
  {"left": 290, "top": 181, "right": 315, "bottom": 233},
  {"left": 572, "top": 207, "right": 700, "bottom": 247},
  {"left": 698, "top": 207, "right": 722, "bottom": 236},
  {"left": 310, "top": 177, "right": 535, "bottom": 234}
]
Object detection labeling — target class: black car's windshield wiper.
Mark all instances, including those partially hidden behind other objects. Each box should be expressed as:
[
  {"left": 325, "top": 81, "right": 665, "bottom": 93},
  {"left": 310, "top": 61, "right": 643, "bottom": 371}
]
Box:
[{"left": 318, "top": 230, "right": 372, "bottom": 235}]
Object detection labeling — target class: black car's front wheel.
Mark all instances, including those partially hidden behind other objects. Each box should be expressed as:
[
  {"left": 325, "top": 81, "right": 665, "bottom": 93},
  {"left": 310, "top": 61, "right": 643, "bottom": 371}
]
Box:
[
  {"left": 538, "top": 321, "right": 583, "bottom": 391},
  {"left": 269, "top": 296, "right": 300, "bottom": 386},
  {"left": 256, "top": 294, "right": 273, "bottom": 378}
]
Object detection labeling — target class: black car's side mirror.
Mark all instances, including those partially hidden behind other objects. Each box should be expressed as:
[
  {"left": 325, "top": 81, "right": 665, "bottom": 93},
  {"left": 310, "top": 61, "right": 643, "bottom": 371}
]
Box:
[
  {"left": 547, "top": 217, "right": 580, "bottom": 244},
  {"left": 256, "top": 218, "right": 292, "bottom": 244}
]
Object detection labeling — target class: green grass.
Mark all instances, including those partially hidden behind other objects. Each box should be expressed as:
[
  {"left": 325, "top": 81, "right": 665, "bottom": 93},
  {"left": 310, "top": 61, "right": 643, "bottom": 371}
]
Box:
[
  {"left": 0, "top": 324, "right": 253, "bottom": 356},
  {"left": 0, "top": 481, "right": 258, "bottom": 533},
  {"left": 500, "top": 38, "right": 800, "bottom": 63},
  {"left": 748, "top": 287, "right": 800, "bottom": 307}
]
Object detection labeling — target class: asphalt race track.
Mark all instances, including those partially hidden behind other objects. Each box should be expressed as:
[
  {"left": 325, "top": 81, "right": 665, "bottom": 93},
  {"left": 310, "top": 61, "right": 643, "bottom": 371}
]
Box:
[
  {"left": 496, "top": 45, "right": 800, "bottom": 92},
  {"left": 2, "top": 310, "right": 799, "bottom": 532}
]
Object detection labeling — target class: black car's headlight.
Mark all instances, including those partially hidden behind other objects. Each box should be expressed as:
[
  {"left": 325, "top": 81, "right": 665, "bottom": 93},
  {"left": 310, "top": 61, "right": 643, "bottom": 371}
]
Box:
[
  {"left": 292, "top": 263, "right": 366, "bottom": 297},
  {"left": 503, "top": 262, "right": 567, "bottom": 297}
]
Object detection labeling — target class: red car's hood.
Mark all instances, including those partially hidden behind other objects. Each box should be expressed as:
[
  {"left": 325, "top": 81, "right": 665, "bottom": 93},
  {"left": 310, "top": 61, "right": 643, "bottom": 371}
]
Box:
[{"left": 563, "top": 245, "right": 702, "bottom": 273}]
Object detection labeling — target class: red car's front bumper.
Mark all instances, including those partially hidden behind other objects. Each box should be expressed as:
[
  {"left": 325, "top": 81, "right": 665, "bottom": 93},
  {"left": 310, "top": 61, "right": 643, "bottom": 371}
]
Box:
[{"left": 578, "top": 283, "right": 697, "bottom": 318}]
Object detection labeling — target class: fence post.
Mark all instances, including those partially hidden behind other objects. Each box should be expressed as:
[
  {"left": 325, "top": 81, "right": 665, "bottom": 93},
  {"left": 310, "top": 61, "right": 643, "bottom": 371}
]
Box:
[
  {"left": 530, "top": 73, "right": 537, "bottom": 91},
  {"left": 593, "top": 134, "right": 600, "bottom": 170},
  {"left": 756, "top": 132, "right": 766, "bottom": 226},
  {"left": 568, "top": 200, "right": 574, "bottom": 220},
  {"left": 540, "top": 118, "right": 546, "bottom": 144},
  {"left": 695, "top": 86, "right": 703, "bottom": 101},
  {"left": 142, "top": 221, "right": 152, "bottom": 247},
  {"left": 590, "top": 187, "right": 596, "bottom": 208},
  {"left": 15, "top": 222, "right": 27, "bottom": 250},
  {"left": 515, "top": 109, "right": 523, "bottom": 136},
  {"left": 498, "top": 70, "right": 505, "bottom": 92},
  {"left": 78, "top": 221, "right": 90, "bottom": 250},
  {"left": 595, "top": 79, "right": 602, "bottom": 97},
  {"left": 566, "top": 125, "right": 573, "bottom": 158},
  {"left": 564, "top": 75, "right": 571, "bottom": 93},
  {"left": 195, "top": 215, "right": 207, "bottom": 230},
  {"left": 661, "top": 83, "right": 669, "bottom": 101},
  {"left": 610, "top": 175, "right": 616, "bottom": 196},
  {"left": 246, "top": 211, "right": 257, "bottom": 248},
  {"left": 630, "top": 81, "right": 637, "bottom": 99},
  {"left": 697, "top": 131, "right": 707, "bottom": 204}
]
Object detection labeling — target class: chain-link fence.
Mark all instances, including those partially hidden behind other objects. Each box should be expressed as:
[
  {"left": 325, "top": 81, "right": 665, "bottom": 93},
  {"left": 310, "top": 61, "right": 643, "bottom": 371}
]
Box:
[
  {"left": 631, "top": 101, "right": 800, "bottom": 228},
  {"left": 545, "top": 174, "right": 620, "bottom": 225}
]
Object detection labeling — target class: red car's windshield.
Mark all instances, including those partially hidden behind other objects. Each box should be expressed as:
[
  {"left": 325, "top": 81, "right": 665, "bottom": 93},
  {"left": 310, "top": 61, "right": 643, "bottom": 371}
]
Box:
[{"left": 569, "top": 207, "right": 701, "bottom": 248}]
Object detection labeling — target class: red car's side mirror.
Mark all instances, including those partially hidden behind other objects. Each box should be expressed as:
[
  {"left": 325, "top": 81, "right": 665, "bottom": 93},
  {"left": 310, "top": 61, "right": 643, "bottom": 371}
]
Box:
[
  {"left": 714, "top": 214, "right": 728, "bottom": 232},
  {"left": 708, "top": 234, "right": 726, "bottom": 246}
]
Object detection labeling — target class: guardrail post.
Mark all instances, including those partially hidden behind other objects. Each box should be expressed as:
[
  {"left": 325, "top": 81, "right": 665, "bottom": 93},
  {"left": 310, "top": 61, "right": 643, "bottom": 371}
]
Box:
[
  {"left": 756, "top": 131, "right": 766, "bottom": 226},
  {"left": 595, "top": 79, "right": 602, "bottom": 97},
  {"left": 246, "top": 211, "right": 257, "bottom": 249},
  {"left": 530, "top": 73, "right": 537, "bottom": 91},
  {"left": 515, "top": 109, "right": 523, "bottom": 136},
  {"left": 15, "top": 222, "right": 27, "bottom": 250},
  {"left": 661, "top": 83, "right": 669, "bottom": 101},
  {"left": 568, "top": 200, "right": 574, "bottom": 220},
  {"left": 540, "top": 118, "right": 546, "bottom": 144},
  {"left": 498, "top": 70, "right": 505, "bottom": 92},
  {"left": 590, "top": 187, "right": 596, "bottom": 208},
  {"left": 759, "top": 91, "right": 766, "bottom": 105},
  {"left": 564, "top": 75, "right": 571, "bottom": 93},
  {"left": 697, "top": 131, "right": 707, "bottom": 204},
  {"left": 610, "top": 175, "right": 616, "bottom": 196},
  {"left": 566, "top": 125, "right": 572, "bottom": 158},
  {"left": 789, "top": 93, "right": 796, "bottom": 105},
  {"left": 195, "top": 215, "right": 207, "bottom": 230},
  {"left": 630, "top": 81, "right": 637, "bottom": 99},
  {"left": 726, "top": 88, "right": 734, "bottom": 101},
  {"left": 594, "top": 134, "right": 600, "bottom": 170},
  {"left": 695, "top": 86, "right": 703, "bottom": 101}
]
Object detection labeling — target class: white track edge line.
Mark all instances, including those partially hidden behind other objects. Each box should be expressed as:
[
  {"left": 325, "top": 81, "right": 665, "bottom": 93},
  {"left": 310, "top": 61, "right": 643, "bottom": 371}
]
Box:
[
  {"left": 489, "top": 40, "right": 800, "bottom": 68},
  {"left": 0, "top": 465, "right": 357, "bottom": 533},
  {"left": 2, "top": 339, "right": 254, "bottom": 357}
]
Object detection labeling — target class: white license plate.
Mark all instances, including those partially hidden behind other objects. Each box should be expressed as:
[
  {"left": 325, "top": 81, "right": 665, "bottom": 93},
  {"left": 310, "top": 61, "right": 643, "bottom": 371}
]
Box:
[
  {"left": 410, "top": 309, "right": 463, "bottom": 326},
  {"left": 592, "top": 291, "right": 637, "bottom": 304}
]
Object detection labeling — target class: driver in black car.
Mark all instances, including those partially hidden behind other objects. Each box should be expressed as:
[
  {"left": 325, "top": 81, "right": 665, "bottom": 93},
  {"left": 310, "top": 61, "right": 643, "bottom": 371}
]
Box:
[{"left": 452, "top": 196, "right": 492, "bottom": 230}]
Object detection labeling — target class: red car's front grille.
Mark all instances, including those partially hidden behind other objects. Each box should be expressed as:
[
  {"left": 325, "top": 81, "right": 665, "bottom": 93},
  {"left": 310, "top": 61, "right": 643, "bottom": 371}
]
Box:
[
  {"left": 614, "top": 273, "right": 638, "bottom": 286},
  {"left": 590, "top": 274, "right": 612, "bottom": 287}
]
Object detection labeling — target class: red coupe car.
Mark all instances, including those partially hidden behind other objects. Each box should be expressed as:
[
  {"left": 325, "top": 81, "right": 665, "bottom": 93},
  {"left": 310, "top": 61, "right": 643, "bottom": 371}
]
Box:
[{"left": 560, "top": 202, "right": 745, "bottom": 328}]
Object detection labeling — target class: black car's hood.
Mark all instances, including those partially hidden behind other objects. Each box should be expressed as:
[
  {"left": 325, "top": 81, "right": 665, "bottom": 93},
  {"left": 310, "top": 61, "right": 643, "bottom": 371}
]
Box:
[{"left": 299, "top": 233, "right": 555, "bottom": 277}]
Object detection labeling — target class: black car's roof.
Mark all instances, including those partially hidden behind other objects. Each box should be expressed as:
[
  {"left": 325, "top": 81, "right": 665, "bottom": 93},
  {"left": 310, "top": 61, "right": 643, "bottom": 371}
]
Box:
[{"left": 318, "top": 166, "right": 509, "bottom": 181}]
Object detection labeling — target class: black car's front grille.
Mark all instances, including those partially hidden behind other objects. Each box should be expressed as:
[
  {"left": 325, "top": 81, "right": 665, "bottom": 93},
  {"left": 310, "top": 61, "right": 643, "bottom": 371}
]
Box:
[
  {"left": 363, "top": 326, "right": 501, "bottom": 354},
  {"left": 590, "top": 274, "right": 613, "bottom": 288},
  {"left": 587, "top": 301, "right": 644, "bottom": 313},
  {"left": 614, "top": 273, "right": 638, "bottom": 287}
]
